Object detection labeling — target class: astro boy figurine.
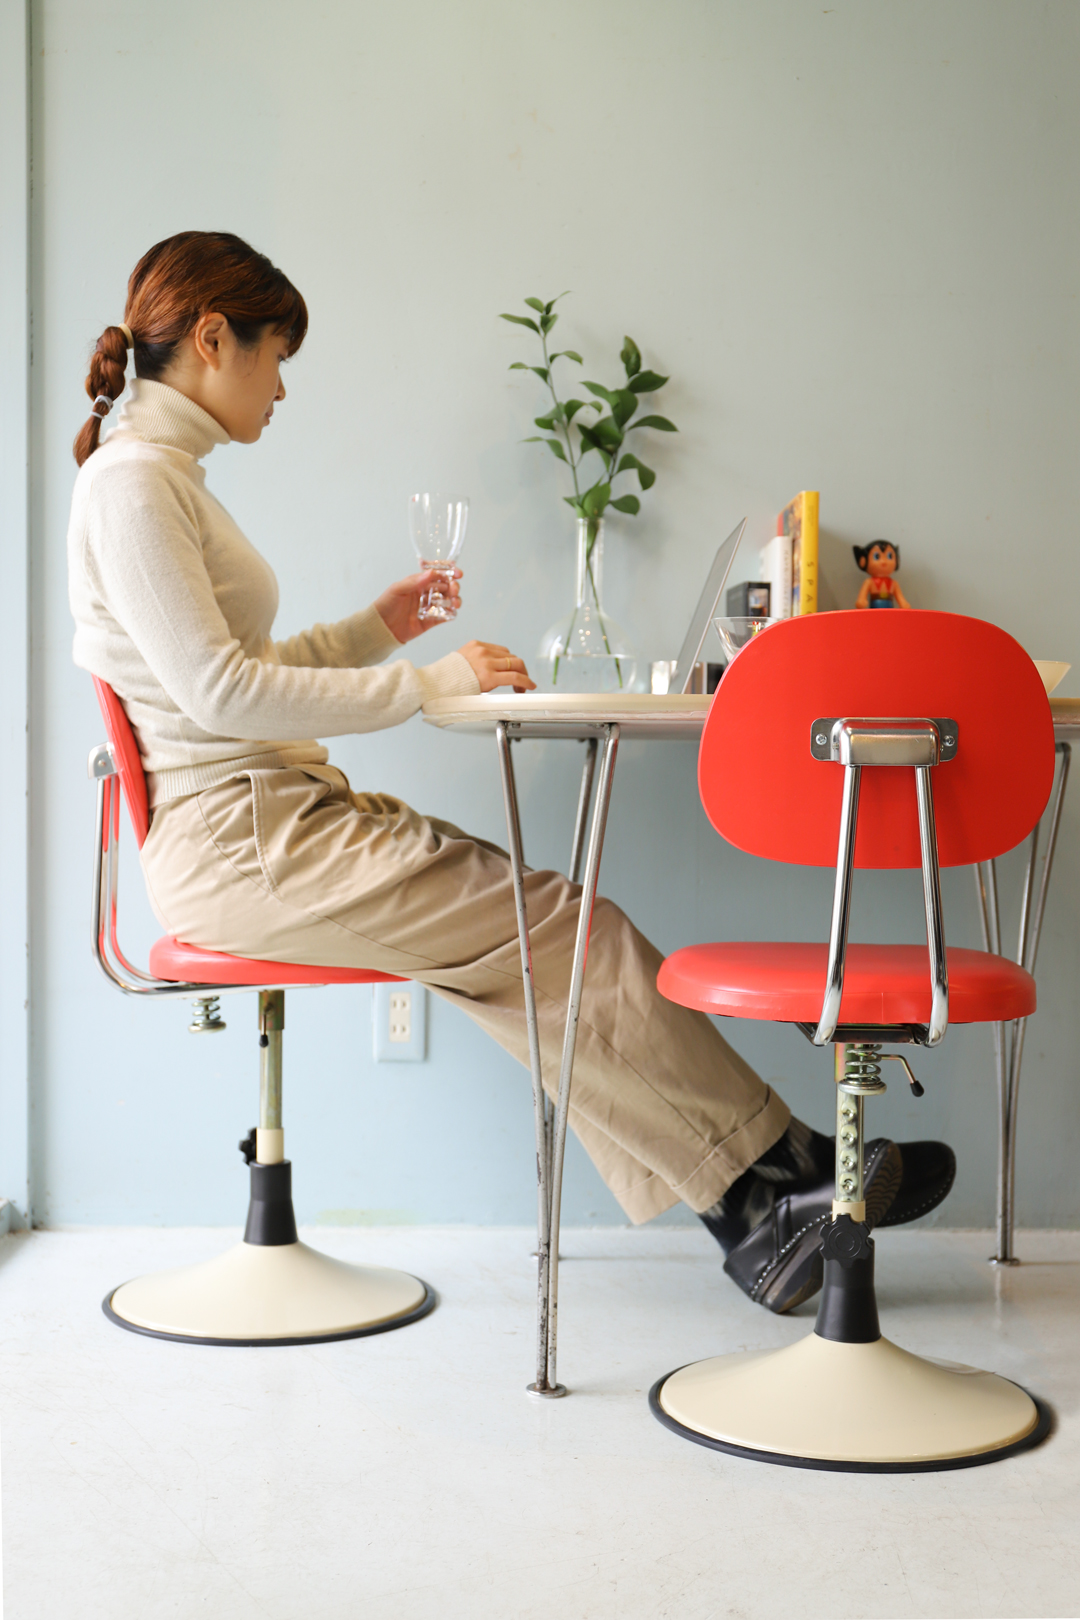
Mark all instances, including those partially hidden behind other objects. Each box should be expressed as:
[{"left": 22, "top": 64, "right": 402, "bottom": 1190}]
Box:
[{"left": 853, "top": 540, "right": 911, "bottom": 610}]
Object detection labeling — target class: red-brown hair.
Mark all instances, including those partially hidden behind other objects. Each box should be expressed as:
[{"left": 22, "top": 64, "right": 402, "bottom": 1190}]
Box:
[{"left": 73, "top": 231, "right": 308, "bottom": 466}]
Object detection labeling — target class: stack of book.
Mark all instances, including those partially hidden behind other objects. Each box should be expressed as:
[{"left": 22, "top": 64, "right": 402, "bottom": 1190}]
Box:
[{"left": 728, "top": 491, "right": 819, "bottom": 621}]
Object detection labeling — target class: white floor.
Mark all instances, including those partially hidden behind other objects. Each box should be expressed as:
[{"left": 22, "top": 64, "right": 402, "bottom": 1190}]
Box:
[{"left": 2, "top": 1225, "right": 1079, "bottom": 1620}]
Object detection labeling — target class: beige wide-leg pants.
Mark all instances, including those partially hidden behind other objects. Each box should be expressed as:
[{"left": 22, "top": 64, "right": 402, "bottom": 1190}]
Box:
[{"left": 139, "top": 765, "right": 790, "bottom": 1223}]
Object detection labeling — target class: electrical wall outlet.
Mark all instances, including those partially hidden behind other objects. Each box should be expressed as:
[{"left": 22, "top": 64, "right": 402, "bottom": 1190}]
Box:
[{"left": 373, "top": 981, "right": 427, "bottom": 1062}]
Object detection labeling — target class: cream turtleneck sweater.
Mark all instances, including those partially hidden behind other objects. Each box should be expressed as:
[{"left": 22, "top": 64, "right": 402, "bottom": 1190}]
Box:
[{"left": 68, "top": 379, "right": 479, "bottom": 805}]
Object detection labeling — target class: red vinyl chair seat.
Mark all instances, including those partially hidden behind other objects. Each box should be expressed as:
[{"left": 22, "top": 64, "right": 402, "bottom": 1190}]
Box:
[
  {"left": 149, "top": 934, "right": 403, "bottom": 988},
  {"left": 658, "top": 942, "right": 1035, "bottom": 1026}
]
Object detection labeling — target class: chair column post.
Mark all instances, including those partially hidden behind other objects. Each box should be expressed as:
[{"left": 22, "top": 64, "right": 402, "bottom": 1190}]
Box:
[
  {"left": 257, "top": 989, "right": 285, "bottom": 1164},
  {"left": 815, "top": 1044, "right": 886, "bottom": 1345},
  {"left": 243, "top": 989, "right": 297, "bottom": 1247}
]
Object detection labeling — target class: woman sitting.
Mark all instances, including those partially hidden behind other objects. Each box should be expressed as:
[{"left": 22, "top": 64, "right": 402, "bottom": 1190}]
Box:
[{"left": 68, "top": 231, "right": 955, "bottom": 1313}]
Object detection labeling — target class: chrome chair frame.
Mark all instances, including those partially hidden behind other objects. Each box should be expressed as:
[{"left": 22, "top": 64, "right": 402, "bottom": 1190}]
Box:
[
  {"left": 90, "top": 741, "right": 293, "bottom": 1019},
  {"left": 803, "top": 717, "right": 955, "bottom": 1050}
]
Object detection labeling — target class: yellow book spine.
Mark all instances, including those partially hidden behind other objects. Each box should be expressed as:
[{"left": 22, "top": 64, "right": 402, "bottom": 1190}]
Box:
[{"left": 798, "top": 490, "right": 818, "bottom": 614}]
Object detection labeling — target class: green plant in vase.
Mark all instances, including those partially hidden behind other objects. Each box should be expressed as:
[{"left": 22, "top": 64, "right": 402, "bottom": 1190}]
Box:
[{"left": 501, "top": 293, "right": 677, "bottom": 690}]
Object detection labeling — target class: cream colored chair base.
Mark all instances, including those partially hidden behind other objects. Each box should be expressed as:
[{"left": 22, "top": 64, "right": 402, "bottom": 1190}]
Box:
[
  {"left": 104, "top": 1239, "right": 434, "bottom": 1346},
  {"left": 651, "top": 1331, "right": 1051, "bottom": 1472}
]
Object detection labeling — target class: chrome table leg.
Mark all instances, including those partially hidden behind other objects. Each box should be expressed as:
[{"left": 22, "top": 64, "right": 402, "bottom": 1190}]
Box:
[
  {"left": 496, "top": 724, "right": 553, "bottom": 1391},
  {"left": 975, "top": 742, "right": 1071, "bottom": 1264},
  {"left": 543, "top": 724, "right": 620, "bottom": 1395},
  {"left": 497, "top": 722, "right": 621, "bottom": 1398},
  {"left": 569, "top": 737, "right": 599, "bottom": 885}
]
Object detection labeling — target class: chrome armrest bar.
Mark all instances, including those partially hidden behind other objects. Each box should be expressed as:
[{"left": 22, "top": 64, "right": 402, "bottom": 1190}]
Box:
[
  {"left": 810, "top": 718, "right": 955, "bottom": 1048},
  {"left": 88, "top": 742, "right": 245, "bottom": 1001},
  {"left": 915, "top": 765, "right": 949, "bottom": 1045},
  {"left": 811, "top": 762, "right": 861, "bottom": 1045},
  {"left": 103, "top": 774, "right": 158, "bottom": 985}
]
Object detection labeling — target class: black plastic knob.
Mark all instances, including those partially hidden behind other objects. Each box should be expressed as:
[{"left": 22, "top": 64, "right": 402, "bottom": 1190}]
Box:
[{"left": 820, "top": 1213, "right": 873, "bottom": 1268}]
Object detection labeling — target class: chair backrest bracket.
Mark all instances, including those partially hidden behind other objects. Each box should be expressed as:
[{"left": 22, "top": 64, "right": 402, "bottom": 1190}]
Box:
[{"left": 810, "top": 718, "right": 958, "bottom": 767}]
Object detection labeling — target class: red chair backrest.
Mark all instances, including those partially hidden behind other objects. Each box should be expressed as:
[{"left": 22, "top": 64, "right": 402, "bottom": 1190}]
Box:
[
  {"left": 700, "top": 611, "right": 1054, "bottom": 869},
  {"left": 93, "top": 677, "right": 151, "bottom": 849}
]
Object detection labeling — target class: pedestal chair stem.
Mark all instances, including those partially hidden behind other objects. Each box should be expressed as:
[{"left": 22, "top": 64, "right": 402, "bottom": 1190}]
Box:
[{"left": 257, "top": 989, "right": 285, "bottom": 1165}]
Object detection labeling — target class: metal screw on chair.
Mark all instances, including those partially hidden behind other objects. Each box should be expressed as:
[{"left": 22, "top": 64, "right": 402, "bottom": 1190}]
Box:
[{"left": 188, "top": 995, "right": 226, "bottom": 1033}]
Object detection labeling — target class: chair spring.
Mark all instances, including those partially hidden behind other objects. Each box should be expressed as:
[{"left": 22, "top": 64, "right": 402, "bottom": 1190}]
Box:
[
  {"left": 188, "top": 995, "right": 226, "bottom": 1034},
  {"left": 841, "top": 1042, "right": 887, "bottom": 1096}
]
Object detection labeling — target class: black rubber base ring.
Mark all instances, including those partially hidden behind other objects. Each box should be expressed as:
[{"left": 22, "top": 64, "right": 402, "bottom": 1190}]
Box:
[
  {"left": 102, "top": 1279, "right": 436, "bottom": 1347},
  {"left": 648, "top": 1368, "right": 1054, "bottom": 1473}
]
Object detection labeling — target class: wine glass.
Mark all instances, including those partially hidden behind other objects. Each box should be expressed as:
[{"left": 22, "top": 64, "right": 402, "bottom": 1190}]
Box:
[
  {"left": 408, "top": 492, "right": 469, "bottom": 621},
  {"left": 712, "top": 616, "right": 777, "bottom": 665}
]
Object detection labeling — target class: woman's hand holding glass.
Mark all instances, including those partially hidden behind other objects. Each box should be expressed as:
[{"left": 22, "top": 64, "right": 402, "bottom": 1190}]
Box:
[
  {"left": 408, "top": 492, "right": 468, "bottom": 622},
  {"left": 374, "top": 569, "right": 463, "bottom": 644}
]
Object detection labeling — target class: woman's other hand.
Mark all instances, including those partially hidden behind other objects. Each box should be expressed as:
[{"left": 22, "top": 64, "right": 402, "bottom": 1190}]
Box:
[
  {"left": 458, "top": 641, "right": 536, "bottom": 693},
  {"left": 374, "top": 569, "right": 462, "bottom": 643}
]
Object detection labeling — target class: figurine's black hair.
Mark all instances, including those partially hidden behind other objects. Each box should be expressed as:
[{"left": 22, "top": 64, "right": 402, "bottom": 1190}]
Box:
[{"left": 853, "top": 539, "right": 900, "bottom": 573}]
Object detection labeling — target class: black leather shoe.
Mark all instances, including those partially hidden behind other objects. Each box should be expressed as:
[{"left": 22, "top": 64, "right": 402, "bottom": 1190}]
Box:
[
  {"left": 723, "top": 1139, "right": 902, "bottom": 1314},
  {"left": 880, "top": 1139, "right": 956, "bottom": 1227}
]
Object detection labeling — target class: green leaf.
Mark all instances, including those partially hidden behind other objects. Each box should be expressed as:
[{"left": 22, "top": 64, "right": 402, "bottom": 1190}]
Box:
[
  {"left": 500, "top": 313, "right": 541, "bottom": 333},
  {"left": 551, "top": 349, "right": 584, "bottom": 364},
  {"left": 577, "top": 425, "right": 612, "bottom": 470},
  {"left": 563, "top": 495, "right": 586, "bottom": 514},
  {"left": 635, "top": 459, "right": 656, "bottom": 490},
  {"left": 611, "top": 389, "right": 639, "bottom": 428},
  {"left": 529, "top": 366, "right": 550, "bottom": 382},
  {"left": 508, "top": 361, "right": 530, "bottom": 370},
  {"left": 628, "top": 369, "right": 669, "bottom": 394},
  {"left": 583, "top": 381, "right": 619, "bottom": 406},
  {"left": 631, "top": 414, "right": 678, "bottom": 432},
  {"left": 524, "top": 297, "right": 546, "bottom": 312},
  {"left": 621, "top": 336, "right": 642, "bottom": 377},
  {"left": 564, "top": 398, "right": 586, "bottom": 423},
  {"left": 543, "top": 437, "right": 568, "bottom": 463},
  {"left": 610, "top": 494, "right": 641, "bottom": 514},
  {"left": 539, "top": 312, "right": 559, "bottom": 334},
  {"left": 590, "top": 416, "right": 624, "bottom": 450},
  {"left": 616, "top": 453, "right": 638, "bottom": 474},
  {"left": 534, "top": 413, "right": 557, "bottom": 431},
  {"left": 582, "top": 482, "right": 611, "bottom": 517}
]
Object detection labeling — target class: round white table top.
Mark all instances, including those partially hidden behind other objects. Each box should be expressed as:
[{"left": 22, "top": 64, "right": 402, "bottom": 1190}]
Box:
[{"left": 422, "top": 692, "right": 711, "bottom": 740}]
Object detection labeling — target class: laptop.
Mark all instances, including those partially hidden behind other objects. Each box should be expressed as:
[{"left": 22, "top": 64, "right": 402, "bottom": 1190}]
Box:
[{"left": 667, "top": 519, "right": 747, "bottom": 694}]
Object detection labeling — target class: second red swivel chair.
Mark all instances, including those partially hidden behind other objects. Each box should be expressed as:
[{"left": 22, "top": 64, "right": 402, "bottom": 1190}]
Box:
[{"left": 652, "top": 610, "right": 1053, "bottom": 1471}]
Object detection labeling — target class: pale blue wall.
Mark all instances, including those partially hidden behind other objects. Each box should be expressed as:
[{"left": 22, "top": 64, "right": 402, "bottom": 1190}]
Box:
[{"left": 21, "top": 0, "right": 1080, "bottom": 1227}]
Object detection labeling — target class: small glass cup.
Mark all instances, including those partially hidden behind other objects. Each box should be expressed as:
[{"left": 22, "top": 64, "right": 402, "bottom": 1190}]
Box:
[
  {"left": 408, "top": 492, "right": 468, "bottom": 621},
  {"left": 712, "top": 616, "right": 777, "bottom": 665}
]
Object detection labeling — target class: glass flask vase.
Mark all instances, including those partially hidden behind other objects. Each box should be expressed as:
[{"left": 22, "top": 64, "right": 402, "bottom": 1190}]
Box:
[{"left": 538, "top": 517, "right": 638, "bottom": 693}]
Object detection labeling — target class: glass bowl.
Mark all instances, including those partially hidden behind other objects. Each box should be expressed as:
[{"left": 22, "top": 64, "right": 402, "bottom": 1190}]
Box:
[{"left": 713, "top": 616, "right": 778, "bottom": 665}]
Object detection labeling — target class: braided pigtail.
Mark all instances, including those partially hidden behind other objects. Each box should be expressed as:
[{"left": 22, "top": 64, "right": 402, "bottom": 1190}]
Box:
[{"left": 72, "top": 324, "right": 132, "bottom": 466}]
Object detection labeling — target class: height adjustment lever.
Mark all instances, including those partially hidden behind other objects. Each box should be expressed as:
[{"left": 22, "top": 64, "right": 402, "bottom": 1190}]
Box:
[{"left": 881, "top": 1053, "right": 925, "bottom": 1098}]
